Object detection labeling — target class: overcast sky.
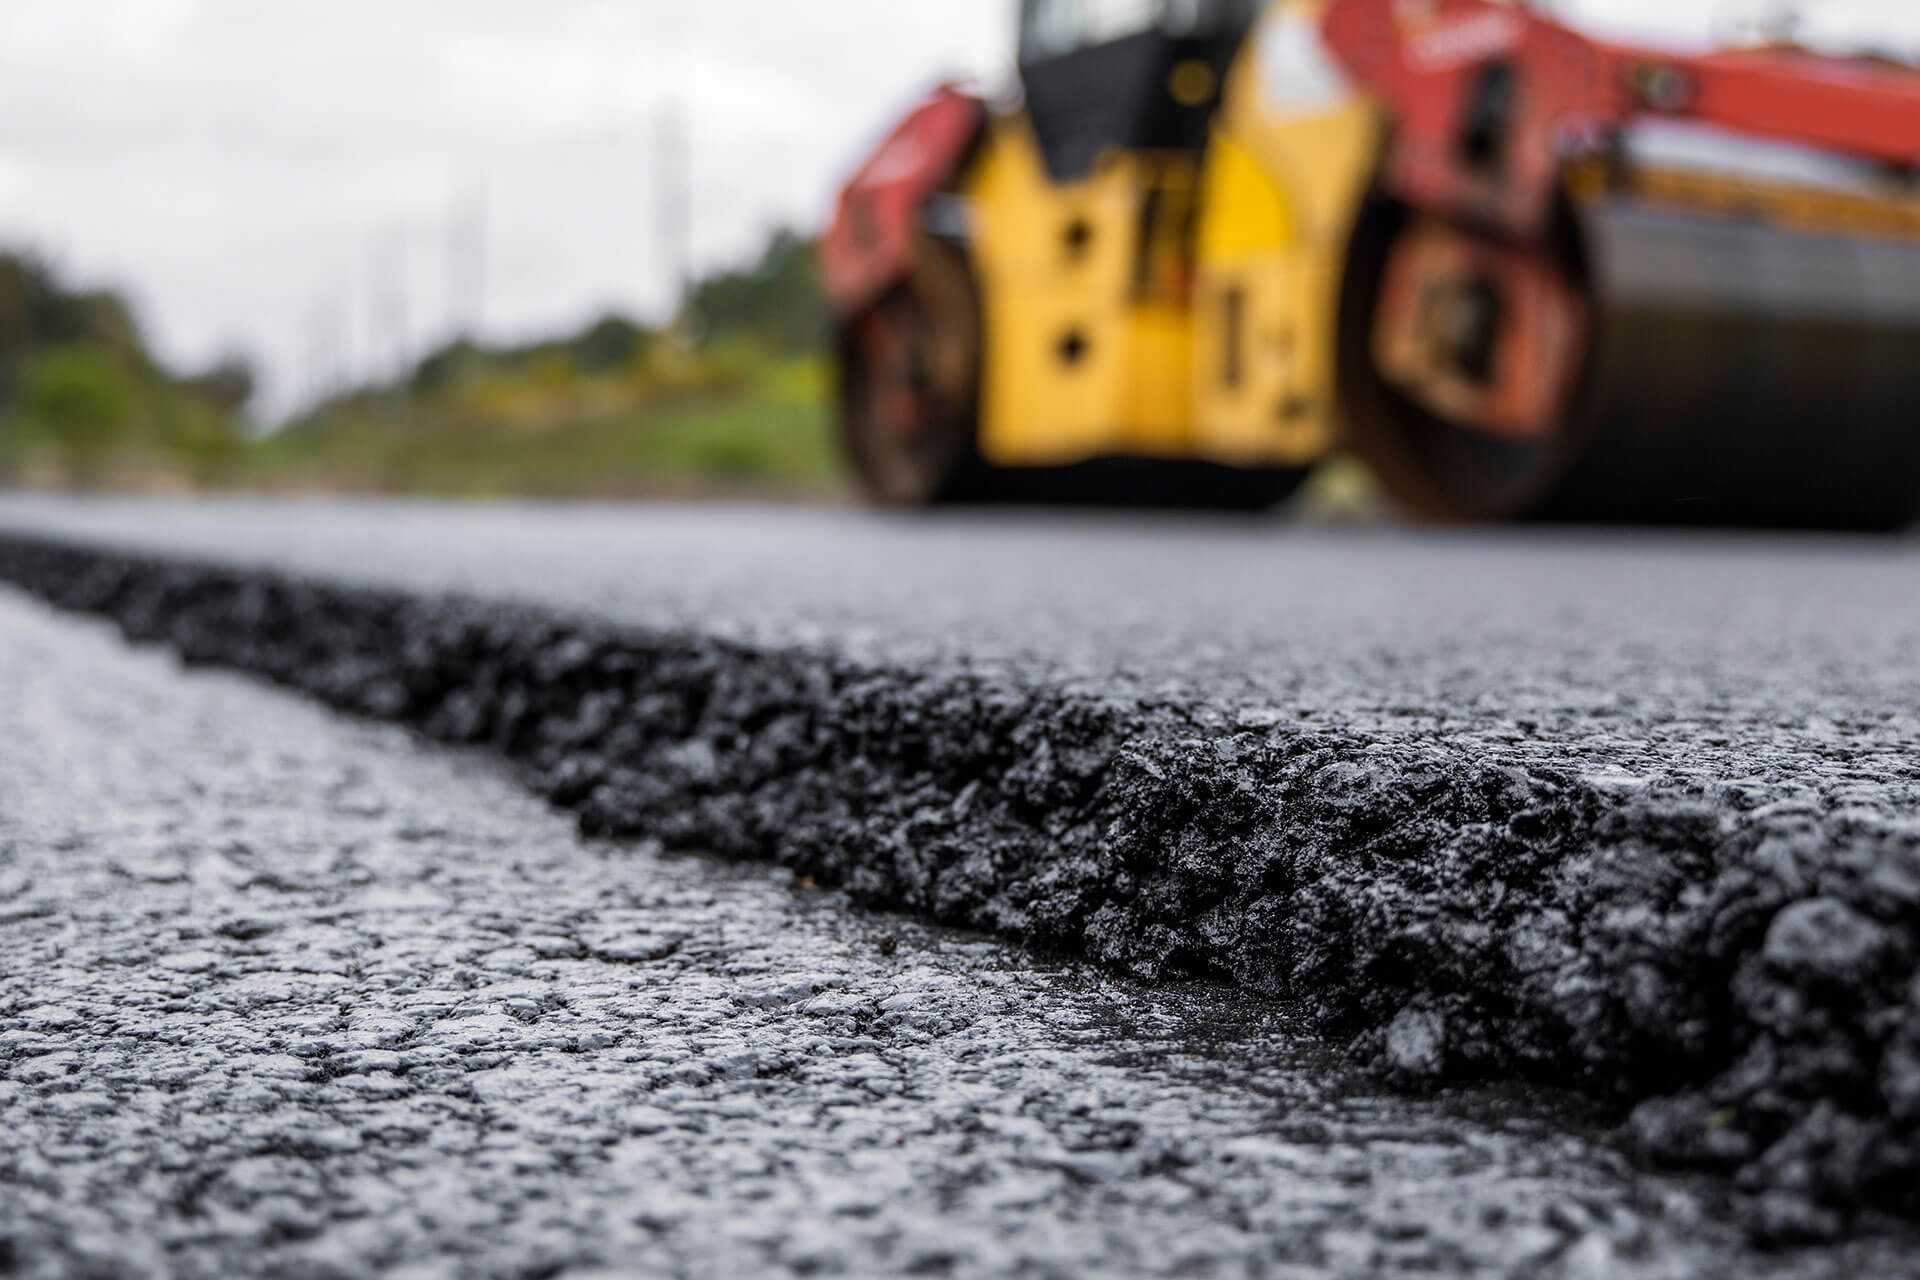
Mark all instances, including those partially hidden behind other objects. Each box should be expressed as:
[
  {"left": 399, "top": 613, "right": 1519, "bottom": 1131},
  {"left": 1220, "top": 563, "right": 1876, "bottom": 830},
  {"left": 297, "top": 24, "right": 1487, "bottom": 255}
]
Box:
[{"left": 3, "top": 1, "right": 1916, "bottom": 418}]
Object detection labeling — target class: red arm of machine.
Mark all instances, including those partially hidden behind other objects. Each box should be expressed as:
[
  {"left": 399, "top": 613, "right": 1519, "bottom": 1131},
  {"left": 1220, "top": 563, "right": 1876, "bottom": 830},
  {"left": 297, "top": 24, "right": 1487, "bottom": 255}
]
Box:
[
  {"left": 818, "top": 86, "right": 986, "bottom": 318},
  {"left": 1319, "top": 0, "right": 1920, "bottom": 237}
]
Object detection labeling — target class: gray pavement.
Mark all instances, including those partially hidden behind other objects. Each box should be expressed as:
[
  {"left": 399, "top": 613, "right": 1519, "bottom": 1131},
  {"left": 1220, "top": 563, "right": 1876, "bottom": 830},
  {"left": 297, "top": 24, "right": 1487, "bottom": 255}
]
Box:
[
  {"left": 3, "top": 494, "right": 1916, "bottom": 682},
  {"left": 2, "top": 494, "right": 1917, "bottom": 799},
  {"left": 8, "top": 588, "right": 1896, "bottom": 1279},
  {"left": 4, "top": 496, "right": 1920, "bottom": 1260}
]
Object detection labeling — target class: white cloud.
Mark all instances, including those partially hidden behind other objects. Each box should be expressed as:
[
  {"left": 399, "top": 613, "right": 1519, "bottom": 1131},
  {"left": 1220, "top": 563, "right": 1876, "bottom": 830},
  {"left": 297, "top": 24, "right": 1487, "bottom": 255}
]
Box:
[
  {"left": 1554, "top": 0, "right": 1920, "bottom": 49},
  {"left": 0, "top": 0, "right": 1011, "bottom": 416},
  {"left": 0, "top": 156, "right": 26, "bottom": 206},
  {"left": 5, "top": 0, "right": 1914, "bottom": 418}
]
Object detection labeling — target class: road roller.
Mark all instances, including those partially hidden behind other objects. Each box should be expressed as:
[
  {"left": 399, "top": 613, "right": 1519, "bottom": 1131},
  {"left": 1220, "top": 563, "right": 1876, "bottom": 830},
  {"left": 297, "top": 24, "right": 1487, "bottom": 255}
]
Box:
[{"left": 818, "top": 0, "right": 1920, "bottom": 528}]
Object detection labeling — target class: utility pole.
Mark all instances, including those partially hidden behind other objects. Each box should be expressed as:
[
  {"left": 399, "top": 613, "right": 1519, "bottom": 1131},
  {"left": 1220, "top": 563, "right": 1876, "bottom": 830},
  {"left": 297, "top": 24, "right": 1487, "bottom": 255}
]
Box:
[
  {"left": 326, "top": 296, "right": 349, "bottom": 400},
  {"left": 305, "top": 296, "right": 344, "bottom": 406},
  {"left": 653, "top": 101, "right": 693, "bottom": 322},
  {"left": 367, "top": 227, "right": 411, "bottom": 386},
  {"left": 445, "top": 180, "right": 488, "bottom": 344},
  {"left": 304, "top": 299, "right": 329, "bottom": 412}
]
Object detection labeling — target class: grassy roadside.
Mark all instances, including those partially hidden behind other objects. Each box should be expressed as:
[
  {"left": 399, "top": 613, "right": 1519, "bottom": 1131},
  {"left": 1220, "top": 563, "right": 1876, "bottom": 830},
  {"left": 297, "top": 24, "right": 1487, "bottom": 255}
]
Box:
[
  {"left": 235, "top": 346, "right": 844, "bottom": 500},
  {"left": 2, "top": 233, "right": 851, "bottom": 502}
]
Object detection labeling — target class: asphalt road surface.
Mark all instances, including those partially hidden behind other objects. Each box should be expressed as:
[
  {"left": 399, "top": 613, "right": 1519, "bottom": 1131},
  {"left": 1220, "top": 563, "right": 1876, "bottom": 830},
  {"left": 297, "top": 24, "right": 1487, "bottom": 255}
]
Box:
[
  {"left": 1, "top": 581, "right": 1907, "bottom": 1280},
  {"left": 3, "top": 495, "right": 1919, "bottom": 1273},
  {"left": 4, "top": 495, "right": 1918, "bottom": 799}
]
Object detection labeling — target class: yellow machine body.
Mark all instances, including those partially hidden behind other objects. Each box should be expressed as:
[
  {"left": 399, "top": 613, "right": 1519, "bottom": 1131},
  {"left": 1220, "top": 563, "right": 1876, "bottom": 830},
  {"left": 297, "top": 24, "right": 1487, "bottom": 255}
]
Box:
[
  {"left": 830, "top": 0, "right": 1920, "bottom": 527},
  {"left": 964, "top": 0, "right": 1379, "bottom": 472}
]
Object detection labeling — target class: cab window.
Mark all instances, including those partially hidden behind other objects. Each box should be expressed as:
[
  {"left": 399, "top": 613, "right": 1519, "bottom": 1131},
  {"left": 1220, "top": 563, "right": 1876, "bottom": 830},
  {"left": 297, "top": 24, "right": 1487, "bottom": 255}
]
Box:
[
  {"left": 1016, "top": 0, "right": 1263, "bottom": 179},
  {"left": 1021, "top": 0, "right": 1165, "bottom": 62},
  {"left": 1020, "top": 0, "right": 1259, "bottom": 62}
]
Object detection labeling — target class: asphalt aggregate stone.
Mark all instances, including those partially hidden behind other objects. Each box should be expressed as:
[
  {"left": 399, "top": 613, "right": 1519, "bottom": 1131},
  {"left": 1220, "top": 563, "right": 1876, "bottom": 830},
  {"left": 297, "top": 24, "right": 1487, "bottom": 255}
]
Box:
[{"left": 3, "top": 496, "right": 1919, "bottom": 1245}]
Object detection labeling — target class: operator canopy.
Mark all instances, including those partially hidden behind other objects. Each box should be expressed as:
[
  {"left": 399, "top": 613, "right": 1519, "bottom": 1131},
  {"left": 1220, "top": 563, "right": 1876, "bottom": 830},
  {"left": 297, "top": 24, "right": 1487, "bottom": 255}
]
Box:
[{"left": 1017, "top": 0, "right": 1263, "bottom": 179}]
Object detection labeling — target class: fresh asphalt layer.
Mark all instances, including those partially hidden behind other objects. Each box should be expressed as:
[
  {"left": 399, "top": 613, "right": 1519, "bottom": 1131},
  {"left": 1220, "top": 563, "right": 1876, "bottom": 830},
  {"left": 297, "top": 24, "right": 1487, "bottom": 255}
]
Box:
[
  {"left": 2, "top": 587, "right": 1911, "bottom": 1280},
  {"left": 2, "top": 495, "right": 1919, "bottom": 1258}
]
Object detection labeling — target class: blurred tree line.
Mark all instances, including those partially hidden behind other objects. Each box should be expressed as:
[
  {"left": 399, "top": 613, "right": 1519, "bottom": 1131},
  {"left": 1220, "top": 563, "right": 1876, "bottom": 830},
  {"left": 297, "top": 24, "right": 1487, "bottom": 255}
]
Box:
[
  {"left": 405, "top": 226, "right": 829, "bottom": 398},
  {"left": 0, "top": 251, "right": 253, "bottom": 487},
  {"left": 679, "top": 229, "right": 828, "bottom": 355},
  {"left": 258, "top": 227, "right": 839, "bottom": 497},
  {"left": 2, "top": 225, "right": 836, "bottom": 494}
]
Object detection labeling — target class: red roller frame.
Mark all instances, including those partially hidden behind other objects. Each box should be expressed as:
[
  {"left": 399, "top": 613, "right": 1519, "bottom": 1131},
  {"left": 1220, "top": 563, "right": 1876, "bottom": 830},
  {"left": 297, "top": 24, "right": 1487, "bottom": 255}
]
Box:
[
  {"left": 1320, "top": 0, "right": 1920, "bottom": 238},
  {"left": 819, "top": 86, "right": 987, "bottom": 317}
]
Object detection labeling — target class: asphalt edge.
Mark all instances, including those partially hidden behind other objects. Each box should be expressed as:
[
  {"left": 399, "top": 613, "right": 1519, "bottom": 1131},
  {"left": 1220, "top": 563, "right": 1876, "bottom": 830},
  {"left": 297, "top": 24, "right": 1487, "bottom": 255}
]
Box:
[{"left": 2, "top": 529, "right": 1917, "bottom": 1242}]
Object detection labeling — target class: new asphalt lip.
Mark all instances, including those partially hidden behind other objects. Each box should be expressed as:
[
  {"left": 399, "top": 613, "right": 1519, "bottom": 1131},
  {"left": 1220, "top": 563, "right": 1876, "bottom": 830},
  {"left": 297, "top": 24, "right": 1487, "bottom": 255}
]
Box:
[
  {"left": 2, "top": 497, "right": 1918, "bottom": 1244},
  {"left": 17, "top": 586, "right": 1916, "bottom": 1278}
]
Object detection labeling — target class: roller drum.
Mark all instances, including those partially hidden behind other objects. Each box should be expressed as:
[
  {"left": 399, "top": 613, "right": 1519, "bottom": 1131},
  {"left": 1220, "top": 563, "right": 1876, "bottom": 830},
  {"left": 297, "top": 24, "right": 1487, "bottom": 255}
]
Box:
[
  {"left": 1345, "top": 196, "right": 1920, "bottom": 531},
  {"left": 1541, "top": 200, "right": 1920, "bottom": 530}
]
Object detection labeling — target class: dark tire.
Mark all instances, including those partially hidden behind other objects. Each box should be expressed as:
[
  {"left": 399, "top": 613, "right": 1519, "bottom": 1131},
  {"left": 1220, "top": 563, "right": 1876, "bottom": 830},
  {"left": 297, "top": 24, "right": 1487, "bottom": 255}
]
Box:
[
  {"left": 837, "top": 237, "right": 984, "bottom": 507},
  {"left": 1336, "top": 198, "right": 1596, "bottom": 523}
]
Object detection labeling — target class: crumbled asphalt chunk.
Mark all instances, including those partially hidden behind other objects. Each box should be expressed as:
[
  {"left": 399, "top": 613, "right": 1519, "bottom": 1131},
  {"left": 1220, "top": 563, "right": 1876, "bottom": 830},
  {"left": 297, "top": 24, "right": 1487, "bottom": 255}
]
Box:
[
  {"left": 2, "top": 506, "right": 1919, "bottom": 1243},
  {"left": 1384, "top": 1005, "right": 1451, "bottom": 1084}
]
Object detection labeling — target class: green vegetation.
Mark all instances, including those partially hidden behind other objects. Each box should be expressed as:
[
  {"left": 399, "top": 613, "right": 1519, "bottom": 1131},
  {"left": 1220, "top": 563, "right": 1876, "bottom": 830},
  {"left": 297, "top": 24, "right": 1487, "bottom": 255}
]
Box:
[
  {"left": 0, "top": 253, "right": 251, "bottom": 488},
  {"left": 243, "top": 341, "right": 838, "bottom": 498},
  {"left": 680, "top": 229, "right": 830, "bottom": 355},
  {"left": 1, "top": 231, "right": 847, "bottom": 498}
]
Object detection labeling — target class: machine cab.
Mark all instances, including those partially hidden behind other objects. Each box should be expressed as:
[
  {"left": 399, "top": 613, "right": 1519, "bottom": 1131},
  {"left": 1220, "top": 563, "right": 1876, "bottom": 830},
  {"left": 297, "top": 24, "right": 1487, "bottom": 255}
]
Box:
[{"left": 1017, "top": 0, "right": 1263, "bottom": 179}]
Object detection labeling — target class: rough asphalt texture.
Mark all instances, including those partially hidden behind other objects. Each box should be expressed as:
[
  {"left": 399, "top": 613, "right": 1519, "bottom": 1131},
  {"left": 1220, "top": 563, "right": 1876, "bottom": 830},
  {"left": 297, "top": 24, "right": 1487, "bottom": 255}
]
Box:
[
  {"left": 10, "top": 590, "right": 1920, "bottom": 1279},
  {"left": 2, "top": 496, "right": 1919, "bottom": 1245}
]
